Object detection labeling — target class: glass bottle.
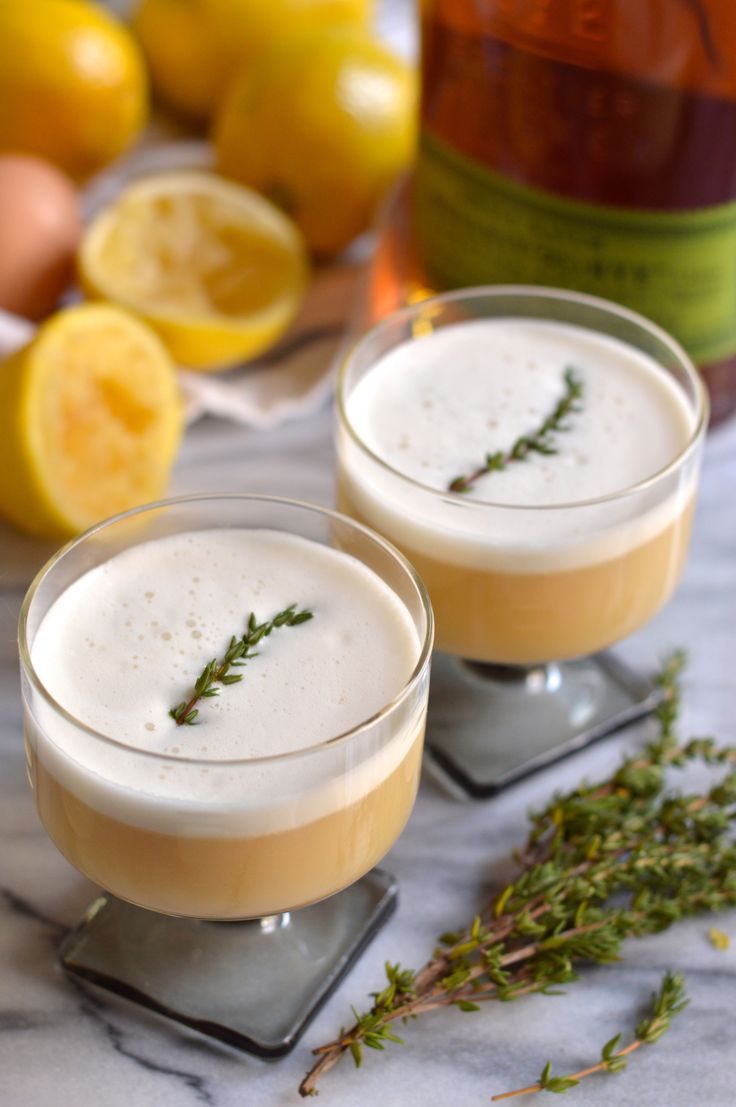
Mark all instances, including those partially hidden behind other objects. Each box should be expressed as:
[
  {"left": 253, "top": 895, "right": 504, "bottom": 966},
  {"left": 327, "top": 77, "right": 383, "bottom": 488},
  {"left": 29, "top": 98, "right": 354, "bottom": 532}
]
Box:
[{"left": 411, "top": 0, "right": 736, "bottom": 423}]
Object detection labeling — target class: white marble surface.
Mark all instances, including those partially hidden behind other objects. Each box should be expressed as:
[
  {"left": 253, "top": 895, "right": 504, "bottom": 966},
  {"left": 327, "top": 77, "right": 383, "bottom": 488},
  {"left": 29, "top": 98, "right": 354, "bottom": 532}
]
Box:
[{"left": 1, "top": 405, "right": 736, "bottom": 1107}]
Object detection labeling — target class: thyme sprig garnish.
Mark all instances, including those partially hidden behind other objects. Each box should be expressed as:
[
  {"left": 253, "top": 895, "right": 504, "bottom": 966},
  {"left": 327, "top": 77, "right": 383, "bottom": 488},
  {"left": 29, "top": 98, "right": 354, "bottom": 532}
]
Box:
[
  {"left": 492, "top": 971, "right": 688, "bottom": 1100},
  {"left": 169, "top": 603, "right": 313, "bottom": 726},
  {"left": 300, "top": 653, "right": 736, "bottom": 1097},
  {"left": 448, "top": 367, "right": 584, "bottom": 493}
]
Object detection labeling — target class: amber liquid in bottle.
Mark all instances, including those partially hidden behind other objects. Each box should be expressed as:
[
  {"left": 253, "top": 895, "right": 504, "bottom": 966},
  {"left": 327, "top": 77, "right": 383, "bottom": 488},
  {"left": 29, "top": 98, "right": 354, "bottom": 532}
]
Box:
[{"left": 403, "top": 0, "right": 736, "bottom": 423}]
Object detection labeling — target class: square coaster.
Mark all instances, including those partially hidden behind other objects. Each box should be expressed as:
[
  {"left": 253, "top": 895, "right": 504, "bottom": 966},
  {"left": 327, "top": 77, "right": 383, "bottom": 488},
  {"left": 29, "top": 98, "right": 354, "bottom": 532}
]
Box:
[
  {"left": 60, "top": 868, "right": 397, "bottom": 1057},
  {"left": 426, "top": 651, "right": 659, "bottom": 797}
]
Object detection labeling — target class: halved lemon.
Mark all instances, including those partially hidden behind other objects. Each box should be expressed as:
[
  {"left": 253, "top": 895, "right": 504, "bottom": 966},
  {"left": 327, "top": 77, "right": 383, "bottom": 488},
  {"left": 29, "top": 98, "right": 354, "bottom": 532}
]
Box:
[
  {"left": 79, "top": 171, "right": 309, "bottom": 371},
  {"left": 0, "top": 303, "right": 182, "bottom": 540}
]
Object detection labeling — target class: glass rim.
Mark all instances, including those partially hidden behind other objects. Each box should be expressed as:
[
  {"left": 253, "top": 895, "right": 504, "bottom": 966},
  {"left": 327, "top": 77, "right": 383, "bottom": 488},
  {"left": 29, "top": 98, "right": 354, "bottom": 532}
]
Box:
[
  {"left": 336, "top": 284, "right": 710, "bottom": 512},
  {"left": 19, "top": 492, "right": 434, "bottom": 768}
]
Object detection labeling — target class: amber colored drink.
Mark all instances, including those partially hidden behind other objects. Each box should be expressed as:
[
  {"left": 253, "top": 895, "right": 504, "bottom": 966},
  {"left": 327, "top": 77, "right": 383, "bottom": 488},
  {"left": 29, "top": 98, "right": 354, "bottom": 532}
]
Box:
[
  {"left": 338, "top": 480, "right": 693, "bottom": 664},
  {"left": 27, "top": 720, "right": 424, "bottom": 919}
]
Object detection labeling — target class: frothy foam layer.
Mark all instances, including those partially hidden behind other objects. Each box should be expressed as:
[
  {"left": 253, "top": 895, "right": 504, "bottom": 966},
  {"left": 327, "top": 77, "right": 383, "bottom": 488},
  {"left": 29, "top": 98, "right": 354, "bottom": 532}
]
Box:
[
  {"left": 28, "top": 529, "right": 422, "bottom": 835},
  {"left": 342, "top": 319, "right": 697, "bottom": 570}
]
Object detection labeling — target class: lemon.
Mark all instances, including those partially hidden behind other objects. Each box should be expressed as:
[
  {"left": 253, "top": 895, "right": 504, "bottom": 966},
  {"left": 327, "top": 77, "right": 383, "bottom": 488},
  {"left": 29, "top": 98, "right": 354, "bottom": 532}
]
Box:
[
  {"left": 0, "top": 0, "right": 148, "bottom": 180},
  {"left": 133, "top": 0, "right": 372, "bottom": 123},
  {"left": 0, "top": 304, "right": 182, "bottom": 541},
  {"left": 214, "top": 28, "right": 416, "bottom": 256},
  {"left": 79, "top": 172, "right": 309, "bottom": 371}
]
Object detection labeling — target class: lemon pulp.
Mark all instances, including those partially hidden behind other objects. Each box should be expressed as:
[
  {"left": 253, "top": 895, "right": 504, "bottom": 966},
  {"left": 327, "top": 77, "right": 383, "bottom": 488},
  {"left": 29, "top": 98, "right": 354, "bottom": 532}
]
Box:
[
  {"left": 80, "top": 172, "right": 309, "bottom": 371},
  {"left": 0, "top": 304, "right": 182, "bottom": 539}
]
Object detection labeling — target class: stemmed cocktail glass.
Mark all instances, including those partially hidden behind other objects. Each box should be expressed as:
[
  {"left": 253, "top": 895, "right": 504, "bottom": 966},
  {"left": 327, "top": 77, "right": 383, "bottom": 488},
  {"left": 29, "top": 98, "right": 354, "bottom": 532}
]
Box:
[
  {"left": 19, "top": 494, "right": 433, "bottom": 1053},
  {"left": 336, "top": 287, "right": 707, "bottom": 795}
]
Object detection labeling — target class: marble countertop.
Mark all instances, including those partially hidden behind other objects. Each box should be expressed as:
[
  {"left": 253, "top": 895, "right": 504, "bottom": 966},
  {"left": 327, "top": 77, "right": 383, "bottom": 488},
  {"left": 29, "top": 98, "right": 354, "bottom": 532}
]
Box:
[{"left": 2, "top": 404, "right": 735, "bottom": 1107}]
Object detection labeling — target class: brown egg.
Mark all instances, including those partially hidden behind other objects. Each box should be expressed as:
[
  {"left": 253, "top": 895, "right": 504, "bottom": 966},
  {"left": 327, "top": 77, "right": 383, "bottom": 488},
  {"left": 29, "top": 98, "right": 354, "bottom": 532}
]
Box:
[{"left": 0, "top": 153, "right": 82, "bottom": 320}]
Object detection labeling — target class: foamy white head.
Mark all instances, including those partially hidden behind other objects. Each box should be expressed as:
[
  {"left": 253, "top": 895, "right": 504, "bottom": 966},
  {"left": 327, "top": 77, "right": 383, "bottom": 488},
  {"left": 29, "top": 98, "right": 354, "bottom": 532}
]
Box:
[
  {"left": 27, "top": 529, "right": 422, "bottom": 834},
  {"left": 341, "top": 319, "right": 697, "bottom": 570}
]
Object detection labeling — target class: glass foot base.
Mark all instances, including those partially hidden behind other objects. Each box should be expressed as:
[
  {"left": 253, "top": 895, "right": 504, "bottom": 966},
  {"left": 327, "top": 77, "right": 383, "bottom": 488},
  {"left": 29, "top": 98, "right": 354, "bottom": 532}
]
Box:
[
  {"left": 426, "top": 651, "right": 660, "bottom": 798},
  {"left": 59, "top": 868, "right": 397, "bottom": 1057}
]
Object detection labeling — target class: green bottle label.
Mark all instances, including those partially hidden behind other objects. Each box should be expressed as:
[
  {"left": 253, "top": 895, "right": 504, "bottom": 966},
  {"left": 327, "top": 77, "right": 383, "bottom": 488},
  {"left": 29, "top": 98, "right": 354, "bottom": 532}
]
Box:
[{"left": 416, "top": 130, "right": 736, "bottom": 364}]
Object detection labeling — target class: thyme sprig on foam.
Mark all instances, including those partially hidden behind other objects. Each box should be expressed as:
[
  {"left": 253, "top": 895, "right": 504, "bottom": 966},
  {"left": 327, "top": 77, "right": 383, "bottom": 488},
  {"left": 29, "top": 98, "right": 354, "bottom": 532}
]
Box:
[
  {"left": 300, "top": 653, "right": 736, "bottom": 1098},
  {"left": 448, "top": 366, "right": 584, "bottom": 493},
  {"left": 169, "top": 604, "right": 313, "bottom": 726}
]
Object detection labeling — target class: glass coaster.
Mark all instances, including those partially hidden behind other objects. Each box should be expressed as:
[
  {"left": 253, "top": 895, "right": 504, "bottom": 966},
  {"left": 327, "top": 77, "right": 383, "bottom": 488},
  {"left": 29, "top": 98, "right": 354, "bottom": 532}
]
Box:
[
  {"left": 425, "top": 652, "right": 660, "bottom": 797},
  {"left": 59, "top": 868, "right": 397, "bottom": 1057}
]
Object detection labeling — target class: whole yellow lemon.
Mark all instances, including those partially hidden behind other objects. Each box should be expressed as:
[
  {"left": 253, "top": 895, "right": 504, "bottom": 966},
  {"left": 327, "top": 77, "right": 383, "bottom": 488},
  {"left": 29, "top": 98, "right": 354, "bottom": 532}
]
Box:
[
  {"left": 133, "top": 0, "right": 372, "bottom": 123},
  {"left": 0, "top": 0, "right": 149, "bottom": 180},
  {"left": 214, "top": 28, "right": 416, "bottom": 256}
]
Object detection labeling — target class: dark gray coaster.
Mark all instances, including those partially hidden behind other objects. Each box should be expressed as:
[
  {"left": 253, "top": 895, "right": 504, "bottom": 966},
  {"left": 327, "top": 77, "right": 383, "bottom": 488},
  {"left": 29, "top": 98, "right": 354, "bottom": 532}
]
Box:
[
  {"left": 426, "top": 651, "right": 659, "bottom": 797},
  {"left": 59, "top": 868, "right": 397, "bottom": 1057}
]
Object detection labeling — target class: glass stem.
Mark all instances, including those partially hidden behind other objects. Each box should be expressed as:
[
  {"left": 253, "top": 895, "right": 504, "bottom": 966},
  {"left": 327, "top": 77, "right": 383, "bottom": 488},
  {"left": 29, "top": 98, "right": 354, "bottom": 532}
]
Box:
[{"left": 462, "top": 660, "right": 563, "bottom": 693}]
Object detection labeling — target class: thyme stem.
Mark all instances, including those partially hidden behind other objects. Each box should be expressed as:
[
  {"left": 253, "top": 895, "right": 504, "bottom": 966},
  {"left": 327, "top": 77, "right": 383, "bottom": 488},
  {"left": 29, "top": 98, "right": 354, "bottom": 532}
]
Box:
[
  {"left": 169, "top": 603, "right": 313, "bottom": 726},
  {"left": 492, "top": 971, "right": 688, "bottom": 1100},
  {"left": 448, "top": 366, "right": 584, "bottom": 493}
]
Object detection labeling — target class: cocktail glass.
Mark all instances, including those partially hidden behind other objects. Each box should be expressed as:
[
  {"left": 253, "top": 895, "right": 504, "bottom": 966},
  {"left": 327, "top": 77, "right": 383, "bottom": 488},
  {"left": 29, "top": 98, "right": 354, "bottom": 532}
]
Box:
[
  {"left": 19, "top": 494, "right": 433, "bottom": 1054},
  {"left": 336, "top": 286, "right": 707, "bottom": 796}
]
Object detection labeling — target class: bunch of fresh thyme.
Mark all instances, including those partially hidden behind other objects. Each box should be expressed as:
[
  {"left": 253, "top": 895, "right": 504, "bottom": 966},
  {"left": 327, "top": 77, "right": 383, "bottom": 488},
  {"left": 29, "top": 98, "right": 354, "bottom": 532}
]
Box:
[
  {"left": 300, "top": 653, "right": 736, "bottom": 1098},
  {"left": 448, "top": 366, "right": 584, "bottom": 493},
  {"left": 169, "top": 603, "right": 313, "bottom": 726}
]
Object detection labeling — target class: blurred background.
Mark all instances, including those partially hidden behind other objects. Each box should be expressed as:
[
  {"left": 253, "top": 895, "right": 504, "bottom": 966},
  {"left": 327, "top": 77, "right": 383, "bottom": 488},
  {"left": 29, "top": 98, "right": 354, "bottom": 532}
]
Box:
[
  {"left": 0, "top": 0, "right": 417, "bottom": 549},
  {"left": 1, "top": 0, "right": 734, "bottom": 551}
]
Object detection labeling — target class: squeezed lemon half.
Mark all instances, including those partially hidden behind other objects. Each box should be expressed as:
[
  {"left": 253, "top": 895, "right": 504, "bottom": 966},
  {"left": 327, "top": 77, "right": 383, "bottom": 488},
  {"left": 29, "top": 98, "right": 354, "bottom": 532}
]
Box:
[
  {"left": 79, "top": 171, "right": 309, "bottom": 371},
  {"left": 0, "top": 303, "right": 182, "bottom": 540}
]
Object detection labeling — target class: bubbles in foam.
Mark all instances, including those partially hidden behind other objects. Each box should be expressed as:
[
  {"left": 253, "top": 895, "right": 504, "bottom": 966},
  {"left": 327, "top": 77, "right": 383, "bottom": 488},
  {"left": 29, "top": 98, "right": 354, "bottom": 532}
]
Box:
[
  {"left": 342, "top": 318, "right": 697, "bottom": 573},
  {"left": 347, "top": 318, "right": 693, "bottom": 507},
  {"left": 31, "top": 529, "right": 420, "bottom": 767}
]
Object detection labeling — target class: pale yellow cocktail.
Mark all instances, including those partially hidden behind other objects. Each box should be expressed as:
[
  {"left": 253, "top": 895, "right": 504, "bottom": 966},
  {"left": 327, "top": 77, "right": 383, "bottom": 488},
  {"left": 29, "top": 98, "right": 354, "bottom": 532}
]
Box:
[
  {"left": 337, "top": 291, "right": 706, "bottom": 665},
  {"left": 20, "top": 499, "right": 432, "bottom": 920}
]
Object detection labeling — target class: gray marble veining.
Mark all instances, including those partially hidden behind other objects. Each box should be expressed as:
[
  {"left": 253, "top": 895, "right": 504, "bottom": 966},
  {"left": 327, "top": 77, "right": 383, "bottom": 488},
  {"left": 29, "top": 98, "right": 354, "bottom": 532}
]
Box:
[{"left": 1, "top": 406, "right": 735, "bottom": 1107}]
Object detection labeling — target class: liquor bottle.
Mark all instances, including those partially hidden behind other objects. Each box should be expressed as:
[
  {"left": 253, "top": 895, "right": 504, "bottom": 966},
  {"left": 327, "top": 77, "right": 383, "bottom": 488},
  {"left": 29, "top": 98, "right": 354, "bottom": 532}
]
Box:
[{"left": 401, "top": 0, "right": 736, "bottom": 424}]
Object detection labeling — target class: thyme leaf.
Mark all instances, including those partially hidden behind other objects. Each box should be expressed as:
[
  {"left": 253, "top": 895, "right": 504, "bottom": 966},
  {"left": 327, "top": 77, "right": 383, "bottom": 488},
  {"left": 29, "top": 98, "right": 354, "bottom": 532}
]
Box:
[{"left": 492, "top": 971, "right": 688, "bottom": 1100}]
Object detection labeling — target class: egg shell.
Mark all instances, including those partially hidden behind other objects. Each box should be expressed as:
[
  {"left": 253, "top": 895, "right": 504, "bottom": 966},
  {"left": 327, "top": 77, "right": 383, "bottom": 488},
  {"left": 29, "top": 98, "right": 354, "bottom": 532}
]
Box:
[{"left": 0, "top": 153, "right": 82, "bottom": 321}]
